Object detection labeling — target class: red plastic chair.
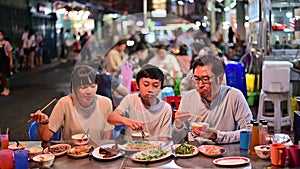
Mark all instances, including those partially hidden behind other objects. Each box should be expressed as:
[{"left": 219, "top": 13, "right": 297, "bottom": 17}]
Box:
[
  {"left": 131, "top": 81, "right": 139, "bottom": 92},
  {"left": 163, "top": 96, "right": 182, "bottom": 122}
]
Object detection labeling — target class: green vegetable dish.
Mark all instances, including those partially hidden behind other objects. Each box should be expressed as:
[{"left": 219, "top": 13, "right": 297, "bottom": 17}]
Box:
[
  {"left": 175, "top": 142, "right": 195, "bottom": 155},
  {"left": 135, "top": 148, "right": 168, "bottom": 161}
]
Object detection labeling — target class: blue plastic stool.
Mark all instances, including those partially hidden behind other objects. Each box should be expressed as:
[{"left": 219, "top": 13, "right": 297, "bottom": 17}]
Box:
[
  {"left": 28, "top": 121, "right": 61, "bottom": 141},
  {"left": 113, "top": 125, "right": 125, "bottom": 140}
]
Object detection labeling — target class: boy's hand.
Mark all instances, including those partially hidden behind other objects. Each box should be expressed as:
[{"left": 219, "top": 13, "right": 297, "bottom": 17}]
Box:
[
  {"left": 174, "top": 111, "right": 191, "bottom": 128},
  {"left": 124, "top": 118, "right": 144, "bottom": 131}
]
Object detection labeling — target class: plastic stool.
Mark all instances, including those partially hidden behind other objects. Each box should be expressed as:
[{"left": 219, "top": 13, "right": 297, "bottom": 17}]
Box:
[{"left": 257, "top": 90, "right": 293, "bottom": 133}]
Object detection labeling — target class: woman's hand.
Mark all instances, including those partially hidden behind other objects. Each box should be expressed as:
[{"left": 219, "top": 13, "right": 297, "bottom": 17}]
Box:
[
  {"left": 30, "top": 110, "right": 49, "bottom": 124},
  {"left": 174, "top": 111, "right": 191, "bottom": 128}
]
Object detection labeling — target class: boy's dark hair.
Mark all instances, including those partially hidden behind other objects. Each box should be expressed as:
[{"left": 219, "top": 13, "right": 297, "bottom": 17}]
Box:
[
  {"left": 192, "top": 55, "right": 225, "bottom": 77},
  {"left": 136, "top": 64, "right": 164, "bottom": 89},
  {"left": 71, "top": 65, "right": 98, "bottom": 89}
]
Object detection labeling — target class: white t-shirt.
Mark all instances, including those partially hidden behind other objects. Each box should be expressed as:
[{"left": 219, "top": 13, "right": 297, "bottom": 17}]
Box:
[
  {"left": 49, "top": 94, "right": 114, "bottom": 141},
  {"left": 21, "top": 32, "right": 29, "bottom": 48},
  {"left": 117, "top": 93, "right": 172, "bottom": 140}
]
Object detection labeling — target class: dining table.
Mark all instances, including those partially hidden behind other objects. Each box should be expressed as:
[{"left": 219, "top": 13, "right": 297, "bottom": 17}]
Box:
[{"left": 8, "top": 139, "right": 288, "bottom": 169}]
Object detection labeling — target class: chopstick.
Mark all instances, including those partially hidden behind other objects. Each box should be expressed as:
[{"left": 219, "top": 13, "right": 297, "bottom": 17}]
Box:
[
  {"left": 190, "top": 113, "right": 204, "bottom": 119},
  {"left": 174, "top": 109, "right": 204, "bottom": 119},
  {"left": 27, "top": 98, "right": 57, "bottom": 123}
]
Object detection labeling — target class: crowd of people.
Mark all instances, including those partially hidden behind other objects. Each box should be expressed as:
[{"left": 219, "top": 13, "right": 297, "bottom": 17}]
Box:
[
  {"left": 29, "top": 31, "right": 253, "bottom": 144},
  {"left": 1, "top": 23, "right": 253, "bottom": 145}
]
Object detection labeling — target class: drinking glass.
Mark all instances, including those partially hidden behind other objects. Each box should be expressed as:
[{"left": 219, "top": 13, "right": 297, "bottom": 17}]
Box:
[
  {"left": 1, "top": 134, "right": 9, "bottom": 149},
  {"left": 0, "top": 149, "right": 14, "bottom": 169},
  {"left": 14, "top": 150, "right": 29, "bottom": 169}
]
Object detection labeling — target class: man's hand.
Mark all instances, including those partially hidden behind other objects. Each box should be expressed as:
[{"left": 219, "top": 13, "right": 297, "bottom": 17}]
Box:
[
  {"left": 192, "top": 127, "right": 217, "bottom": 141},
  {"left": 174, "top": 111, "right": 191, "bottom": 128}
]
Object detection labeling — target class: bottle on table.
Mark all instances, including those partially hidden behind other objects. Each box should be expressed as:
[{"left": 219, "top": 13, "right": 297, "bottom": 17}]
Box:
[
  {"left": 259, "top": 119, "right": 265, "bottom": 130},
  {"left": 259, "top": 120, "right": 268, "bottom": 145},
  {"left": 249, "top": 121, "right": 259, "bottom": 155}
]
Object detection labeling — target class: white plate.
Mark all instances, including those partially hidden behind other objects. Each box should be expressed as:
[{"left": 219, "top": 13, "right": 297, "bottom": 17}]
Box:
[
  {"left": 43, "top": 144, "right": 71, "bottom": 156},
  {"left": 198, "top": 145, "right": 226, "bottom": 157},
  {"left": 8, "top": 142, "right": 28, "bottom": 150},
  {"left": 119, "top": 141, "right": 166, "bottom": 152},
  {"left": 67, "top": 145, "right": 92, "bottom": 158},
  {"left": 131, "top": 148, "right": 172, "bottom": 162},
  {"left": 213, "top": 156, "right": 250, "bottom": 166},
  {"left": 173, "top": 144, "right": 198, "bottom": 157},
  {"left": 92, "top": 144, "right": 123, "bottom": 160}
]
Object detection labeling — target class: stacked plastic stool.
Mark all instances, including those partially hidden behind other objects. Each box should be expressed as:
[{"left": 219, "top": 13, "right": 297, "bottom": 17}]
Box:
[
  {"left": 257, "top": 61, "right": 293, "bottom": 133},
  {"left": 225, "top": 61, "right": 247, "bottom": 98}
]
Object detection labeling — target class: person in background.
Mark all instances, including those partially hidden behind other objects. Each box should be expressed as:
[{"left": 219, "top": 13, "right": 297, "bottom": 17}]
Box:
[
  {"left": 129, "top": 42, "right": 150, "bottom": 77},
  {"left": 96, "top": 65, "right": 129, "bottom": 108},
  {"left": 30, "top": 65, "right": 114, "bottom": 141},
  {"left": 107, "top": 64, "right": 172, "bottom": 141},
  {"left": 149, "top": 44, "right": 182, "bottom": 82},
  {"left": 20, "top": 26, "right": 30, "bottom": 70},
  {"left": 35, "top": 30, "right": 43, "bottom": 67},
  {"left": 172, "top": 55, "right": 252, "bottom": 144},
  {"left": 177, "top": 27, "right": 195, "bottom": 57},
  {"left": 105, "top": 39, "right": 128, "bottom": 77},
  {"left": 28, "top": 29, "right": 36, "bottom": 68},
  {"left": 0, "top": 30, "right": 13, "bottom": 96}
]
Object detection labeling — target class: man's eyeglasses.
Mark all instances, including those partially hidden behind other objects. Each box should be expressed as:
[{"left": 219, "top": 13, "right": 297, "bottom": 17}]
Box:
[{"left": 192, "top": 75, "right": 214, "bottom": 84}]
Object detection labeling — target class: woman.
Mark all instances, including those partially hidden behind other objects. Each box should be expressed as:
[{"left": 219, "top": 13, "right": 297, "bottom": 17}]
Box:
[
  {"left": 0, "top": 30, "right": 13, "bottom": 96},
  {"left": 30, "top": 65, "right": 114, "bottom": 141}
]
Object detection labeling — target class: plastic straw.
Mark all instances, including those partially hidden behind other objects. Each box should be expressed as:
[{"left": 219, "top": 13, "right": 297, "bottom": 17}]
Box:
[{"left": 6, "top": 128, "right": 9, "bottom": 135}]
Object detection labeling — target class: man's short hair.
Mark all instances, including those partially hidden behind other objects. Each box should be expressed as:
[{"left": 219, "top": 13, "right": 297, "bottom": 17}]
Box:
[
  {"left": 192, "top": 55, "right": 225, "bottom": 76},
  {"left": 136, "top": 64, "right": 164, "bottom": 89}
]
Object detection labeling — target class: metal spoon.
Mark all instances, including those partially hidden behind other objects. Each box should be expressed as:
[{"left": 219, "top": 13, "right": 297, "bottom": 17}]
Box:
[
  {"left": 16, "top": 140, "right": 24, "bottom": 149},
  {"left": 82, "top": 129, "right": 90, "bottom": 139},
  {"left": 88, "top": 146, "right": 94, "bottom": 161}
]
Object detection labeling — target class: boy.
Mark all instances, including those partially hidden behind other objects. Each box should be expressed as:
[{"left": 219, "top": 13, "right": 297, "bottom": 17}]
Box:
[{"left": 107, "top": 64, "right": 172, "bottom": 141}]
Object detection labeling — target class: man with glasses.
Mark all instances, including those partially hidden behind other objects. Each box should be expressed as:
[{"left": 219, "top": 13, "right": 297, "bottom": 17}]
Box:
[{"left": 172, "top": 55, "right": 252, "bottom": 144}]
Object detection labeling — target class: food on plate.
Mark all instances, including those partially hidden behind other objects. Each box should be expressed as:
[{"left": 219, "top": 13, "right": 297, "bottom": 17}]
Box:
[
  {"left": 135, "top": 148, "right": 168, "bottom": 161},
  {"left": 33, "top": 154, "right": 55, "bottom": 168},
  {"left": 175, "top": 142, "right": 195, "bottom": 155},
  {"left": 68, "top": 145, "right": 92, "bottom": 156},
  {"left": 8, "top": 142, "right": 27, "bottom": 150},
  {"left": 254, "top": 145, "right": 270, "bottom": 159},
  {"left": 72, "top": 133, "right": 89, "bottom": 145},
  {"left": 98, "top": 144, "right": 118, "bottom": 158},
  {"left": 125, "top": 141, "right": 162, "bottom": 150},
  {"left": 191, "top": 122, "right": 209, "bottom": 132},
  {"left": 45, "top": 144, "right": 71, "bottom": 156},
  {"left": 198, "top": 145, "right": 226, "bottom": 157},
  {"left": 131, "top": 132, "right": 150, "bottom": 140},
  {"left": 26, "top": 146, "right": 43, "bottom": 159}
]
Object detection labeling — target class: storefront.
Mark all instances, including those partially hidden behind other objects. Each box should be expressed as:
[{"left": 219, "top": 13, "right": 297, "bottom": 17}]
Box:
[{"left": 270, "top": 1, "right": 300, "bottom": 60}]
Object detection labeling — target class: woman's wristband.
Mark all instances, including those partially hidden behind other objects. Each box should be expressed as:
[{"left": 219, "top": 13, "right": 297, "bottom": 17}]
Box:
[{"left": 40, "top": 120, "right": 49, "bottom": 125}]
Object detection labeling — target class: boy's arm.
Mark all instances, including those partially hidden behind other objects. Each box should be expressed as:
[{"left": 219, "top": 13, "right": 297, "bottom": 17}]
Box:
[
  {"left": 107, "top": 109, "right": 126, "bottom": 126},
  {"left": 107, "top": 109, "right": 143, "bottom": 130}
]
